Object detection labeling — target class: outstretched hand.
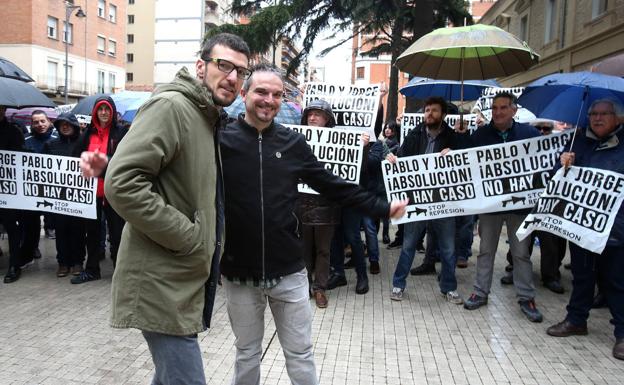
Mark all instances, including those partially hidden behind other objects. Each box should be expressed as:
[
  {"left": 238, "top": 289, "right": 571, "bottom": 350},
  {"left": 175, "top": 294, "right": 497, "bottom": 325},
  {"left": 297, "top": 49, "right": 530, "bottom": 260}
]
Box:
[
  {"left": 389, "top": 199, "right": 409, "bottom": 219},
  {"left": 80, "top": 150, "right": 108, "bottom": 178}
]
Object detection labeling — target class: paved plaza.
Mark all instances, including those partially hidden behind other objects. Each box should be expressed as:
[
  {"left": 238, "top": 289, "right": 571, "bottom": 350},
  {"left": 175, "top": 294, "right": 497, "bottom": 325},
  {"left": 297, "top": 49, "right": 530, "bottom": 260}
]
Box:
[{"left": 0, "top": 227, "right": 623, "bottom": 385}]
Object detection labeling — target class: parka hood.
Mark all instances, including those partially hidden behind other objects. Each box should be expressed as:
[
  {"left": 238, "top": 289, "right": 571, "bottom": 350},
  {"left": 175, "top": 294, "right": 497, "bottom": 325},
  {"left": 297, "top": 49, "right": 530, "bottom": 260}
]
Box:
[{"left": 153, "top": 67, "right": 217, "bottom": 114}]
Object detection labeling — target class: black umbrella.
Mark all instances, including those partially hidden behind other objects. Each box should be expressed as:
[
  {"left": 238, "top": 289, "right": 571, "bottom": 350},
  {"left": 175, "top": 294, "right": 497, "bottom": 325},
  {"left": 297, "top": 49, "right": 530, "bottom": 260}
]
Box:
[
  {"left": 0, "top": 77, "right": 55, "bottom": 109},
  {"left": 70, "top": 93, "right": 109, "bottom": 116},
  {"left": 0, "top": 57, "right": 35, "bottom": 82}
]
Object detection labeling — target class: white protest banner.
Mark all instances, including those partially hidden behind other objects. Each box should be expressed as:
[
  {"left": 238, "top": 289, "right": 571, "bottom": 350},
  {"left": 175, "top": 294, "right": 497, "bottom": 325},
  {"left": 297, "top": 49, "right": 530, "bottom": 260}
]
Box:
[
  {"left": 473, "top": 87, "right": 535, "bottom": 123},
  {"left": 383, "top": 131, "right": 574, "bottom": 224},
  {"left": 303, "top": 82, "right": 380, "bottom": 141},
  {"left": 0, "top": 151, "right": 97, "bottom": 219},
  {"left": 516, "top": 166, "right": 624, "bottom": 254},
  {"left": 287, "top": 125, "right": 363, "bottom": 194},
  {"left": 400, "top": 113, "right": 479, "bottom": 143}
]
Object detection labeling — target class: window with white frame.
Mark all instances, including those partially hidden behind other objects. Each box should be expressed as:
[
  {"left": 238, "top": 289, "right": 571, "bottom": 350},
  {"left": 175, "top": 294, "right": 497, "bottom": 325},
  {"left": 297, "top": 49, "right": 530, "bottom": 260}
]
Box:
[
  {"left": 97, "top": 35, "right": 106, "bottom": 54},
  {"left": 108, "top": 73, "right": 116, "bottom": 93},
  {"left": 47, "top": 16, "right": 58, "bottom": 39},
  {"left": 47, "top": 61, "right": 58, "bottom": 89},
  {"left": 592, "top": 0, "right": 608, "bottom": 19},
  {"left": 63, "top": 22, "right": 73, "bottom": 44},
  {"left": 544, "top": 0, "right": 557, "bottom": 43},
  {"left": 98, "top": 0, "right": 106, "bottom": 18},
  {"left": 97, "top": 70, "right": 106, "bottom": 93},
  {"left": 108, "top": 39, "right": 117, "bottom": 56},
  {"left": 109, "top": 4, "right": 117, "bottom": 23}
]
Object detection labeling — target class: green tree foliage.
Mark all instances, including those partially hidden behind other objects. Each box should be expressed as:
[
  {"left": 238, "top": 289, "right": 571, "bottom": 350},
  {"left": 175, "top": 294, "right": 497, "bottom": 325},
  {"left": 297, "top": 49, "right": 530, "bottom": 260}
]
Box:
[{"left": 205, "top": 0, "right": 472, "bottom": 121}]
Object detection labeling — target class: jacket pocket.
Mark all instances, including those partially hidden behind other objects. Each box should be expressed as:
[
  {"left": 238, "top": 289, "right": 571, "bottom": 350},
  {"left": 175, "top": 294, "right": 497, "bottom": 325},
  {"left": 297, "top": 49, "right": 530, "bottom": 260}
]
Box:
[{"left": 174, "top": 210, "right": 205, "bottom": 257}]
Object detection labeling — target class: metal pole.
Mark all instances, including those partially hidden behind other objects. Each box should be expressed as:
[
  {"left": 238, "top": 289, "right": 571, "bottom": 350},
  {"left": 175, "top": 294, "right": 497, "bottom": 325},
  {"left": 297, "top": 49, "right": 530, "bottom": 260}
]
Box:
[{"left": 64, "top": 6, "right": 71, "bottom": 104}]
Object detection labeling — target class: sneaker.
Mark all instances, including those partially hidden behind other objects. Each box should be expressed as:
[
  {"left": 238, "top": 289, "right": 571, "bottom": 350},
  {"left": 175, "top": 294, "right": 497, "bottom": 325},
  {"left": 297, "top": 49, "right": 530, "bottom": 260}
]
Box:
[
  {"left": 390, "top": 287, "right": 404, "bottom": 301},
  {"left": 313, "top": 290, "right": 328, "bottom": 308},
  {"left": 70, "top": 271, "right": 101, "bottom": 284},
  {"left": 45, "top": 229, "right": 56, "bottom": 239},
  {"left": 444, "top": 290, "right": 463, "bottom": 305},
  {"left": 369, "top": 261, "right": 380, "bottom": 274},
  {"left": 464, "top": 293, "right": 488, "bottom": 310},
  {"left": 387, "top": 239, "right": 402, "bottom": 249},
  {"left": 71, "top": 265, "right": 84, "bottom": 276},
  {"left": 519, "top": 299, "right": 543, "bottom": 323},
  {"left": 56, "top": 265, "right": 70, "bottom": 277},
  {"left": 382, "top": 235, "right": 391, "bottom": 244}
]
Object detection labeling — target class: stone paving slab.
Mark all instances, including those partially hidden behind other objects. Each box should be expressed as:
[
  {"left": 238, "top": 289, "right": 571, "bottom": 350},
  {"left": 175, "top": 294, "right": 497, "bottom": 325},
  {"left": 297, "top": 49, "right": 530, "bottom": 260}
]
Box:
[{"left": 0, "top": 227, "right": 622, "bottom": 384}]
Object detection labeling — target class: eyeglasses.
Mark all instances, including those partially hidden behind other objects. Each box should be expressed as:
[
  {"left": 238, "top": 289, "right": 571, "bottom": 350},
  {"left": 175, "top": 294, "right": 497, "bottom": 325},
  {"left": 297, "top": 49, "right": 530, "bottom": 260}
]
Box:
[
  {"left": 535, "top": 125, "right": 552, "bottom": 132},
  {"left": 588, "top": 111, "right": 615, "bottom": 118},
  {"left": 203, "top": 57, "right": 252, "bottom": 80}
]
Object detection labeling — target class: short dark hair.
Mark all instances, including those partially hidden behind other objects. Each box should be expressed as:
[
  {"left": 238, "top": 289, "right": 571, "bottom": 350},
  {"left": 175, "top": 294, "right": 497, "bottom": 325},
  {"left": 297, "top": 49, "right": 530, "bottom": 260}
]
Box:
[
  {"left": 493, "top": 91, "right": 517, "bottom": 107},
  {"left": 31, "top": 110, "right": 48, "bottom": 118},
  {"left": 424, "top": 96, "right": 447, "bottom": 115},
  {"left": 200, "top": 33, "right": 250, "bottom": 61},
  {"left": 243, "top": 63, "right": 283, "bottom": 92}
]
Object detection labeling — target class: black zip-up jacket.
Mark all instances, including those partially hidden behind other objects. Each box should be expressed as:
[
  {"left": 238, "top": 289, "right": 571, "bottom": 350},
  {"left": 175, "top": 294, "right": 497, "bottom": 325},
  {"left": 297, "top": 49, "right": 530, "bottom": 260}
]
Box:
[
  {"left": 397, "top": 121, "right": 458, "bottom": 157},
  {"left": 219, "top": 116, "right": 390, "bottom": 280},
  {"left": 43, "top": 128, "right": 81, "bottom": 157}
]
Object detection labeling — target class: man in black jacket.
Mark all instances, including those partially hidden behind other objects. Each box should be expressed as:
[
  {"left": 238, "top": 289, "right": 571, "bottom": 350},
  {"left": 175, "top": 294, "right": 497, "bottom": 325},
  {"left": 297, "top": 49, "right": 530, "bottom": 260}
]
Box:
[
  {"left": 0, "top": 106, "right": 26, "bottom": 283},
  {"left": 219, "top": 63, "right": 407, "bottom": 385},
  {"left": 387, "top": 97, "right": 463, "bottom": 304}
]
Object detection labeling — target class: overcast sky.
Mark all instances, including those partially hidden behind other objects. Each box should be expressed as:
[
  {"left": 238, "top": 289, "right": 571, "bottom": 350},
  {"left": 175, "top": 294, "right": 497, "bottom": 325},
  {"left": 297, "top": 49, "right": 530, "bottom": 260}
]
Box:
[{"left": 307, "top": 27, "right": 353, "bottom": 84}]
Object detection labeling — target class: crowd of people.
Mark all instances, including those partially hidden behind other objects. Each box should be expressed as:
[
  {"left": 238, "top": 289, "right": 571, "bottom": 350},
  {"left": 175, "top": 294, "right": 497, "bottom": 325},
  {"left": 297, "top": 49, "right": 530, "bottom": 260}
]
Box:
[
  {"left": 1, "top": 31, "right": 623, "bottom": 384},
  {"left": 0, "top": 98, "right": 127, "bottom": 284}
]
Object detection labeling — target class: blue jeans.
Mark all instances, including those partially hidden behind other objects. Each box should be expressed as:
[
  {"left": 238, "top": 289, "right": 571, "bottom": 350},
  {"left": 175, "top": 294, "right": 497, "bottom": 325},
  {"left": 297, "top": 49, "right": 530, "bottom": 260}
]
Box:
[
  {"left": 142, "top": 331, "right": 206, "bottom": 385},
  {"left": 362, "top": 216, "right": 380, "bottom": 262},
  {"left": 455, "top": 215, "right": 474, "bottom": 261},
  {"left": 566, "top": 244, "right": 624, "bottom": 338},
  {"left": 392, "top": 218, "right": 457, "bottom": 293}
]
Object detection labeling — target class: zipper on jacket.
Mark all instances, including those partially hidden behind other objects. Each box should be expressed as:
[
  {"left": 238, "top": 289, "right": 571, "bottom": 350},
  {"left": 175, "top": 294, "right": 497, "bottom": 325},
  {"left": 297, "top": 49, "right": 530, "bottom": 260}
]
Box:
[{"left": 258, "top": 132, "right": 266, "bottom": 283}]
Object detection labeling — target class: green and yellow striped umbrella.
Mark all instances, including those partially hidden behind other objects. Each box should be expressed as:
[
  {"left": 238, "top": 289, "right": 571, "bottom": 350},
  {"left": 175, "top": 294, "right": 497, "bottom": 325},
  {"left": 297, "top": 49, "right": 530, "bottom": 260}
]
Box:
[{"left": 396, "top": 24, "right": 539, "bottom": 81}]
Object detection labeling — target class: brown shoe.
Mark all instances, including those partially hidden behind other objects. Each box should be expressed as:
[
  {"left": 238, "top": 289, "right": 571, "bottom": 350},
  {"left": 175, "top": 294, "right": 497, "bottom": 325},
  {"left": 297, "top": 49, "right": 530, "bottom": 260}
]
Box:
[
  {"left": 71, "top": 265, "right": 84, "bottom": 276},
  {"left": 314, "top": 290, "right": 328, "bottom": 308},
  {"left": 614, "top": 338, "right": 624, "bottom": 361},
  {"left": 546, "top": 320, "right": 588, "bottom": 337},
  {"left": 56, "top": 266, "right": 70, "bottom": 277},
  {"left": 457, "top": 259, "right": 468, "bottom": 268}
]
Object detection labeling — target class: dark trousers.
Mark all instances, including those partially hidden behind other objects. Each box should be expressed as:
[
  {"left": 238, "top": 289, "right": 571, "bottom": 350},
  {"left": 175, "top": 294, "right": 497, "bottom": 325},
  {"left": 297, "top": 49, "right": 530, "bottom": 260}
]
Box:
[
  {"left": 54, "top": 214, "right": 86, "bottom": 268},
  {"left": 537, "top": 231, "right": 566, "bottom": 283},
  {"left": 85, "top": 198, "right": 124, "bottom": 275},
  {"left": 330, "top": 208, "right": 366, "bottom": 278},
  {"left": 566, "top": 243, "right": 624, "bottom": 339},
  {"left": 303, "top": 224, "right": 334, "bottom": 291},
  {"left": 20, "top": 210, "right": 41, "bottom": 260},
  {"left": 0, "top": 209, "right": 22, "bottom": 268}
]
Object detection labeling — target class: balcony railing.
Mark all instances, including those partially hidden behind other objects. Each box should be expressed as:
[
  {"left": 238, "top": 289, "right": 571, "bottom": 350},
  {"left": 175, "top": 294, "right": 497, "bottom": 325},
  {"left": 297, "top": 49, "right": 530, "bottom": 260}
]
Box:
[{"left": 35, "top": 76, "right": 99, "bottom": 96}]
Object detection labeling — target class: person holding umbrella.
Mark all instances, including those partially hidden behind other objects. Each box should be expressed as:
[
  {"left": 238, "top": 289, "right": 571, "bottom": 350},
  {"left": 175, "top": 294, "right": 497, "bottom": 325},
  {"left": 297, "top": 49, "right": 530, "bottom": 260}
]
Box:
[
  {"left": 457, "top": 92, "right": 544, "bottom": 323},
  {"left": 547, "top": 98, "right": 624, "bottom": 360},
  {"left": 0, "top": 105, "right": 27, "bottom": 283}
]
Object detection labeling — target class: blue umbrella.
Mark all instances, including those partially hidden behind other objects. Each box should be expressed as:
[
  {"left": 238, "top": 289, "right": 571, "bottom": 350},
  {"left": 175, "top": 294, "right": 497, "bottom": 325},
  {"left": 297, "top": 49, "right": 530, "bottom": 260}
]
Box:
[
  {"left": 224, "top": 95, "right": 302, "bottom": 125},
  {"left": 111, "top": 91, "right": 151, "bottom": 122},
  {"left": 400, "top": 77, "right": 500, "bottom": 101},
  {"left": 518, "top": 71, "right": 624, "bottom": 128}
]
